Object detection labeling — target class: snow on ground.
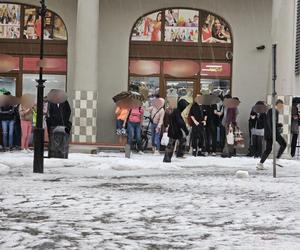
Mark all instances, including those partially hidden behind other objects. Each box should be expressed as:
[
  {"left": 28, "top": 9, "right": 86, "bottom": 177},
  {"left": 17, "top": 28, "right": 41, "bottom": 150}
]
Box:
[{"left": 0, "top": 151, "right": 300, "bottom": 250}]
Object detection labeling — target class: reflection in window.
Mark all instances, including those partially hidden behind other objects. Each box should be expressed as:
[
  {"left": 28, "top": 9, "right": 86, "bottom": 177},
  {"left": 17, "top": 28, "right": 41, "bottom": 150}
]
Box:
[
  {"left": 201, "top": 13, "right": 231, "bottom": 43},
  {"left": 200, "top": 79, "right": 230, "bottom": 96},
  {"left": 22, "top": 74, "right": 66, "bottom": 98},
  {"left": 166, "top": 80, "right": 194, "bottom": 108},
  {"left": 0, "top": 4, "right": 20, "bottom": 39},
  {"left": 0, "top": 76, "right": 16, "bottom": 95},
  {"left": 131, "top": 11, "right": 162, "bottom": 41},
  {"left": 23, "top": 6, "right": 67, "bottom": 40},
  {"left": 165, "top": 9, "right": 199, "bottom": 42}
]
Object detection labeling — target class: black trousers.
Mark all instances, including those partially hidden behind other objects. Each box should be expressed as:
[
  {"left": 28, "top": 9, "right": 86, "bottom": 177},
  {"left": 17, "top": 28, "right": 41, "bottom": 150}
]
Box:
[
  {"left": 251, "top": 135, "right": 264, "bottom": 157},
  {"left": 216, "top": 125, "right": 226, "bottom": 151},
  {"left": 205, "top": 123, "right": 217, "bottom": 153},
  {"left": 291, "top": 133, "right": 299, "bottom": 157},
  {"left": 260, "top": 135, "right": 287, "bottom": 164},
  {"left": 191, "top": 125, "right": 205, "bottom": 150},
  {"left": 163, "top": 137, "right": 186, "bottom": 162}
]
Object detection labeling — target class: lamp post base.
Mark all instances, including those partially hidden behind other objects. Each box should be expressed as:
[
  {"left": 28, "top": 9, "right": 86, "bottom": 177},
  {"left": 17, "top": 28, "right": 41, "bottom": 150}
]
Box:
[{"left": 33, "top": 127, "right": 45, "bottom": 173}]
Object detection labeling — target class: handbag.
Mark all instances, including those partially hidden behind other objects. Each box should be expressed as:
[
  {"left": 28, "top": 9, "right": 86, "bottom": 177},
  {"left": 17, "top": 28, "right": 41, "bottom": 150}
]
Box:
[
  {"left": 234, "top": 127, "right": 245, "bottom": 148},
  {"left": 161, "top": 132, "right": 169, "bottom": 146},
  {"left": 227, "top": 131, "right": 235, "bottom": 145}
]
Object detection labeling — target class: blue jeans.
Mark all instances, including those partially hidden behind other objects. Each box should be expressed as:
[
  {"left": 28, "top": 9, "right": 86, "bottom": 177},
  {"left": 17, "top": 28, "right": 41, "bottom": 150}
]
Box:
[
  {"left": 127, "top": 122, "right": 141, "bottom": 148},
  {"left": 2, "top": 120, "right": 15, "bottom": 149},
  {"left": 151, "top": 123, "right": 161, "bottom": 151}
]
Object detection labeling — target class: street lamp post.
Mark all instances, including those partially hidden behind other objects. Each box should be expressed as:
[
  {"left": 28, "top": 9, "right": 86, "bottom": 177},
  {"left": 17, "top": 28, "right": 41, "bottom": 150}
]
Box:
[
  {"left": 272, "top": 44, "right": 277, "bottom": 178},
  {"left": 33, "top": 0, "right": 47, "bottom": 173}
]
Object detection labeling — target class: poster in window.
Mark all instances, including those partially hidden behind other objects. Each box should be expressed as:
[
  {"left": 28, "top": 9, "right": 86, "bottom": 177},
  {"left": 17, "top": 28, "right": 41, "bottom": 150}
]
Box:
[
  {"left": 201, "top": 13, "right": 231, "bottom": 43},
  {"left": 0, "top": 4, "right": 20, "bottom": 39},
  {"left": 53, "top": 16, "right": 67, "bottom": 40},
  {"left": 164, "top": 9, "right": 199, "bottom": 42},
  {"left": 131, "top": 11, "right": 162, "bottom": 41},
  {"left": 23, "top": 6, "right": 53, "bottom": 39}
]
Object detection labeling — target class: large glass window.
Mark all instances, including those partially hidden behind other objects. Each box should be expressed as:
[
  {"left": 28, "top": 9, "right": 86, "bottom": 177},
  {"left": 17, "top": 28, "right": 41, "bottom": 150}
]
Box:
[
  {"left": 200, "top": 79, "right": 231, "bottom": 96},
  {"left": 22, "top": 74, "right": 66, "bottom": 98},
  {"left": 165, "top": 9, "right": 199, "bottom": 42},
  {"left": 0, "top": 4, "right": 21, "bottom": 39},
  {"left": 0, "top": 76, "right": 16, "bottom": 95}
]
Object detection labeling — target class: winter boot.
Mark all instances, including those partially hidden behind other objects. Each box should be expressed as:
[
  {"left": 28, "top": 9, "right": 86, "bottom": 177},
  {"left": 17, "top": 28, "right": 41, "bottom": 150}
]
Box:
[{"left": 192, "top": 149, "right": 197, "bottom": 157}]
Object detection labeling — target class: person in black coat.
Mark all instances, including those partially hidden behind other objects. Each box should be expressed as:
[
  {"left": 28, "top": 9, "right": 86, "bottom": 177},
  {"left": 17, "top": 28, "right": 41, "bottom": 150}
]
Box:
[
  {"left": 204, "top": 104, "right": 217, "bottom": 155},
  {"left": 163, "top": 99, "right": 189, "bottom": 163},
  {"left": 46, "top": 100, "right": 72, "bottom": 159},
  {"left": 248, "top": 101, "right": 267, "bottom": 158},
  {"left": 189, "top": 101, "right": 207, "bottom": 157},
  {"left": 46, "top": 100, "right": 72, "bottom": 134},
  {"left": 257, "top": 99, "right": 287, "bottom": 170},
  {"left": 0, "top": 92, "right": 16, "bottom": 151},
  {"left": 291, "top": 102, "right": 299, "bottom": 158}
]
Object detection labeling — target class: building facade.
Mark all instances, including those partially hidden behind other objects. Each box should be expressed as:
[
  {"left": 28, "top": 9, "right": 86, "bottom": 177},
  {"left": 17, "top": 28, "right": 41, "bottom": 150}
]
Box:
[{"left": 0, "top": 0, "right": 299, "bottom": 148}]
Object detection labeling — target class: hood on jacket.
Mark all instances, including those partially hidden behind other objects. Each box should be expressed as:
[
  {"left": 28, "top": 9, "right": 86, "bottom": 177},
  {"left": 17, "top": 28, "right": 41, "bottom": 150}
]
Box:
[
  {"left": 153, "top": 98, "right": 165, "bottom": 109},
  {"left": 177, "top": 99, "right": 189, "bottom": 113}
]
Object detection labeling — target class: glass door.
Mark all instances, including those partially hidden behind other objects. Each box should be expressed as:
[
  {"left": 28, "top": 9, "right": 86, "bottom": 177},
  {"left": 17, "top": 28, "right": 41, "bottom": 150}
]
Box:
[{"left": 165, "top": 79, "right": 197, "bottom": 108}]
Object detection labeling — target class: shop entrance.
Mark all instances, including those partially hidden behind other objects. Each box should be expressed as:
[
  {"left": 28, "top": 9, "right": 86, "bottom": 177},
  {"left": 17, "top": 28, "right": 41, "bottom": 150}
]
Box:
[{"left": 164, "top": 78, "right": 198, "bottom": 108}]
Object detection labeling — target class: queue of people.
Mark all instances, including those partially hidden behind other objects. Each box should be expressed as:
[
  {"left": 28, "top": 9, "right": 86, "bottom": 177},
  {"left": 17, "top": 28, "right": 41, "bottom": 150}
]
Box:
[
  {"left": 115, "top": 93, "right": 300, "bottom": 167},
  {"left": 0, "top": 90, "right": 72, "bottom": 156}
]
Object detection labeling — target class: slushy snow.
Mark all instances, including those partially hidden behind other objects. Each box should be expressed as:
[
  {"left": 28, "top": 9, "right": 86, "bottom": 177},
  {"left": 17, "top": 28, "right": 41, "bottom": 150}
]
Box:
[{"left": 0, "top": 151, "right": 299, "bottom": 249}]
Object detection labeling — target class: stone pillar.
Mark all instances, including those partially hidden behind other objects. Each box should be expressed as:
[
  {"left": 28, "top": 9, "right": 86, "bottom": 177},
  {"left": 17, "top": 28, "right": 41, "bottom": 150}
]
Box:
[
  {"left": 72, "top": 0, "right": 99, "bottom": 143},
  {"left": 271, "top": 0, "right": 297, "bottom": 95},
  {"left": 269, "top": 0, "right": 297, "bottom": 158}
]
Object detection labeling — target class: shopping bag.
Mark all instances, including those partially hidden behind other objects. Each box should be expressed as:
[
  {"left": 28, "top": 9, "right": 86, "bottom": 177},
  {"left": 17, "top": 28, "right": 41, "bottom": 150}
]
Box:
[{"left": 161, "top": 132, "right": 169, "bottom": 146}]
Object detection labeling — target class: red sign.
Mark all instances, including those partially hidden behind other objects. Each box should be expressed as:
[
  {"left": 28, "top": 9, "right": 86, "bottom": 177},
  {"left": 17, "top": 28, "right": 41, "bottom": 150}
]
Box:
[
  {"left": 200, "top": 62, "right": 231, "bottom": 77},
  {"left": 0, "top": 55, "right": 19, "bottom": 72},
  {"left": 23, "top": 57, "right": 67, "bottom": 73},
  {"left": 164, "top": 60, "right": 199, "bottom": 77},
  {"left": 130, "top": 60, "right": 160, "bottom": 75}
]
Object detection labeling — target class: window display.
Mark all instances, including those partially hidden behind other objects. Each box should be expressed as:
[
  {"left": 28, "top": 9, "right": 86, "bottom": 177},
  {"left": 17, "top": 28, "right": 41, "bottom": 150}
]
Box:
[
  {"left": 200, "top": 79, "right": 230, "bottom": 96},
  {"left": 131, "top": 11, "right": 162, "bottom": 41},
  {"left": 201, "top": 13, "right": 231, "bottom": 43},
  {"left": 165, "top": 9, "right": 199, "bottom": 42},
  {"left": 23, "top": 6, "right": 67, "bottom": 40},
  {"left": 0, "top": 4, "right": 20, "bottom": 39}
]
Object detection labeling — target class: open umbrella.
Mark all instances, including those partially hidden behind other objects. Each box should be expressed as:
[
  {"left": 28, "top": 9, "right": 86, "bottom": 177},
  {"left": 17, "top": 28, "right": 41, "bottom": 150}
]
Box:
[
  {"left": 47, "top": 89, "right": 68, "bottom": 104},
  {"left": 195, "top": 94, "right": 221, "bottom": 105},
  {"left": 20, "top": 94, "right": 35, "bottom": 108},
  {"left": 223, "top": 98, "right": 241, "bottom": 108},
  {"left": 113, "top": 91, "right": 144, "bottom": 109}
]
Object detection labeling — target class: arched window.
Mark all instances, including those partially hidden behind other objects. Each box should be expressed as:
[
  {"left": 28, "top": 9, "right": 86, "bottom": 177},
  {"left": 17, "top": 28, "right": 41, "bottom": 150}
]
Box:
[
  {"left": 0, "top": 3, "right": 67, "bottom": 97},
  {"left": 129, "top": 8, "right": 233, "bottom": 110}
]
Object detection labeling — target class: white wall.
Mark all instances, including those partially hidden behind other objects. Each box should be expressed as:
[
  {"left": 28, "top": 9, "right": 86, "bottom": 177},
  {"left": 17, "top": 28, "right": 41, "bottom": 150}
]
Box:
[
  {"left": 271, "top": 0, "right": 300, "bottom": 96},
  {"left": 4, "top": 0, "right": 77, "bottom": 95},
  {"left": 98, "top": 0, "right": 273, "bottom": 143}
]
